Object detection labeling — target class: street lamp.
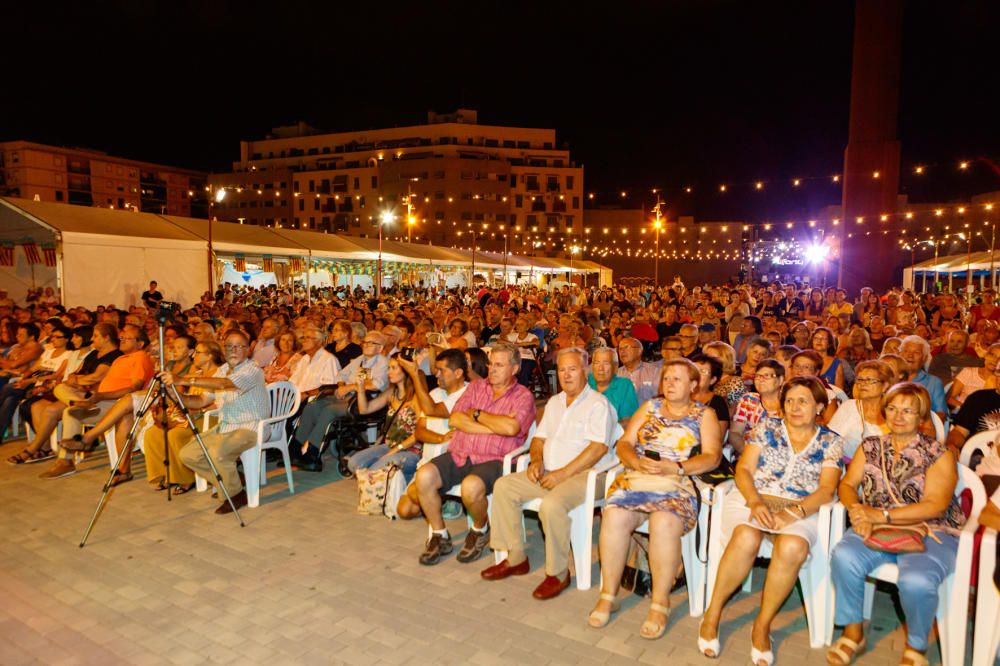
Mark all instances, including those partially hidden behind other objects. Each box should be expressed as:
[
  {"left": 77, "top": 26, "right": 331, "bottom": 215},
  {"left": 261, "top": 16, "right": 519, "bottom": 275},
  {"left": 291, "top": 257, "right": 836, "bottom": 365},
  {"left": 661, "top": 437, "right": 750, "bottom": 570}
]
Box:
[
  {"left": 652, "top": 194, "right": 664, "bottom": 286},
  {"left": 570, "top": 244, "right": 581, "bottom": 287},
  {"left": 377, "top": 210, "right": 394, "bottom": 298},
  {"left": 207, "top": 186, "right": 227, "bottom": 293}
]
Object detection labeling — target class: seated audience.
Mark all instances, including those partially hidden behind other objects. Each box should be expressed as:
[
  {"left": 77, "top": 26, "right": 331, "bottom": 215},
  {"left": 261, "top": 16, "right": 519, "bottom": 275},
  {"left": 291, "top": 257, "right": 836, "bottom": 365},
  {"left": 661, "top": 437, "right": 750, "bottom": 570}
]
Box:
[
  {"left": 170, "top": 331, "right": 269, "bottom": 513},
  {"left": 828, "top": 383, "right": 964, "bottom": 666},
  {"left": 699, "top": 377, "right": 843, "bottom": 664},
  {"left": 589, "top": 359, "right": 722, "bottom": 640},
  {"left": 346, "top": 353, "right": 423, "bottom": 481},
  {"left": 397, "top": 342, "right": 535, "bottom": 566},
  {"left": 482, "top": 348, "right": 619, "bottom": 599}
]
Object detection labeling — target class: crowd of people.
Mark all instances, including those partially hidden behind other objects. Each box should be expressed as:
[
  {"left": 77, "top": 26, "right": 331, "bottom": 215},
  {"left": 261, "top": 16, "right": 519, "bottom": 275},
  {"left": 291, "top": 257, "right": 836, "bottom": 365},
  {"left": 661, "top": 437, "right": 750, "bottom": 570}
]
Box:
[{"left": 3, "top": 276, "right": 1000, "bottom": 665}]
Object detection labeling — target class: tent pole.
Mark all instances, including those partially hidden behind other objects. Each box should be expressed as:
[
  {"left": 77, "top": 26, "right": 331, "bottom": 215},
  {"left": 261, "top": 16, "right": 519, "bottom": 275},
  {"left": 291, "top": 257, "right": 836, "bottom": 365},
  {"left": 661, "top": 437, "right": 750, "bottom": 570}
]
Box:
[
  {"left": 306, "top": 250, "right": 312, "bottom": 306},
  {"left": 55, "top": 235, "right": 66, "bottom": 306}
]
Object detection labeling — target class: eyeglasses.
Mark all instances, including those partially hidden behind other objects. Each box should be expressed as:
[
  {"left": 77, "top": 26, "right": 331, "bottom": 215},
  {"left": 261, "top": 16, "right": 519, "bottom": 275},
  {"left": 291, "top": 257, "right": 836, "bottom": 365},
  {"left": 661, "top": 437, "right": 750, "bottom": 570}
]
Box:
[
  {"left": 754, "top": 373, "right": 777, "bottom": 380},
  {"left": 855, "top": 378, "right": 882, "bottom": 386},
  {"left": 362, "top": 340, "right": 380, "bottom": 346},
  {"left": 885, "top": 405, "right": 920, "bottom": 417}
]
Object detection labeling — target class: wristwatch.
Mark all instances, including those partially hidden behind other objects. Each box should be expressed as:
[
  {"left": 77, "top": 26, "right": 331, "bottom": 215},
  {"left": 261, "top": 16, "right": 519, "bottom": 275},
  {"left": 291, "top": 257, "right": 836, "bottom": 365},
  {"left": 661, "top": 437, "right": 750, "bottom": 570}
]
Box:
[
  {"left": 676, "top": 461, "right": 686, "bottom": 476},
  {"left": 881, "top": 509, "right": 891, "bottom": 524},
  {"left": 473, "top": 409, "right": 481, "bottom": 422}
]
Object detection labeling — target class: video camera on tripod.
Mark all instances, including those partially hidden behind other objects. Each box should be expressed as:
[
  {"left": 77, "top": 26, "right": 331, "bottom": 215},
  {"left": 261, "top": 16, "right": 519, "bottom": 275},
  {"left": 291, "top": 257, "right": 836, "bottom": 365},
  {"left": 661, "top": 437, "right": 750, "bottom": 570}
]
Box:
[{"left": 155, "top": 301, "right": 181, "bottom": 324}]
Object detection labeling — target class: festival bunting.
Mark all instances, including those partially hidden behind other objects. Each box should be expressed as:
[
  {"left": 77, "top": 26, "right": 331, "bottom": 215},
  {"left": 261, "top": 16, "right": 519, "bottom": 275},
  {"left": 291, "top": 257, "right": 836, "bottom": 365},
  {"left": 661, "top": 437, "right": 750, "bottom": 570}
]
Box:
[
  {"left": 42, "top": 246, "right": 57, "bottom": 268},
  {"left": 290, "top": 257, "right": 304, "bottom": 273},
  {"left": 234, "top": 254, "right": 246, "bottom": 272},
  {"left": 21, "top": 242, "right": 41, "bottom": 265},
  {"left": 0, "top": 245, "right": 13, "bottom": 267},
  {"left": 262, "top": 254, "right": 274, "bottom": 272}
]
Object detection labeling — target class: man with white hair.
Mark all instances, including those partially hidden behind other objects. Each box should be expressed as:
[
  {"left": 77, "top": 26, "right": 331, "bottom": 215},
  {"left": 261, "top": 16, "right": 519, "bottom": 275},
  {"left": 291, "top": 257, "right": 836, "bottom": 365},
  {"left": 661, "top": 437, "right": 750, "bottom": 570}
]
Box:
[
  {"left": 289, "top": 325, "right": 340, "bottom": 398},
  {"left": 899, "top": 335, "right": 947, "bottom": 421},
  {"left": 290, "top": 330, "right": 388, "bottom": 472},
  {"left": 481, "top": 347, "right": 618, "bottom": 599},
  {"left": 588, "top": 347, "right": 638, "bottom": 427}
]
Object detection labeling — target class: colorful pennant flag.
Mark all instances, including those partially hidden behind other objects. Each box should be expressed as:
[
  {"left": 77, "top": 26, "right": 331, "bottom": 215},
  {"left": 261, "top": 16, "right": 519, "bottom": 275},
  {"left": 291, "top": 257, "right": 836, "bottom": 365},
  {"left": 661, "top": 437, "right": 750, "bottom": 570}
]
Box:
[
  {"left": 262, "top": 254, "right": 274, "bottom": 272},
  {"left": 234, "top": 254, "right": 246, "bottom": 272},
  {"left": 0, "top": 245, "right": 13, "bottom": 267},
  {"left": 290, "top": 257, "right": 304, "bottom": 273},
  {"left": 42, "top": 246, "right": 57, "bottom": 268}
]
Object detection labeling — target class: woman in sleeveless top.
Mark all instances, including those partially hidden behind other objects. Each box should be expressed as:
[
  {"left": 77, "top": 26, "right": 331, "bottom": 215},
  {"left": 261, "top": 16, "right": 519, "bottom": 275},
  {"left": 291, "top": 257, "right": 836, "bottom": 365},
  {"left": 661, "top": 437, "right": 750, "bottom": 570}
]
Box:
[
  {"left": 588, "top": 359, "right": 722, "bottom": 641},
  {"left": 828, "top": 383, "right": 964, "bottom": 666}
]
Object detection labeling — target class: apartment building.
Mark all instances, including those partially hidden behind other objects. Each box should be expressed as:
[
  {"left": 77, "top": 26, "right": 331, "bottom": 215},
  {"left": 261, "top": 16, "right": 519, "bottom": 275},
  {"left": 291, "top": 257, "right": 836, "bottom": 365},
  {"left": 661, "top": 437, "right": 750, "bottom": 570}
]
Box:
[
  {"left": 208, "top": 110, "right": 584, "bottom": 253},
  {"left": 0, "top": 141, "right": 207, "bottom": 216}
]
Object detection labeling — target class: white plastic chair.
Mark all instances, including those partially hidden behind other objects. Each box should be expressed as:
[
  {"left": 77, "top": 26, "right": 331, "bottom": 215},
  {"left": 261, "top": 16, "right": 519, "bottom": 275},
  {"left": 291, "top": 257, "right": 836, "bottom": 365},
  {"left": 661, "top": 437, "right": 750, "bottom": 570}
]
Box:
[
  {"left": 973, "top": 523, "right": 1000, "bottom": 666},
  {"left": 930, "top": 411, "right": 947, "bottom": 443},
  {"left": 598, "top": 467, "right": 724, "bottom": 617},
  {"left": 242, "top": 381, "right": 300, "bottom": 507},
  {"left": 829, "top": 463, "right": 985, "bottom": 666},
  {"left": 959, "top": 429, "right": 1000, "bottom": 468},
  {"left": 706, "top": 482, "right": 835, "bottom": 646},
  {"left": 195, "top": 382, "right": 300, "bottom": 507}
]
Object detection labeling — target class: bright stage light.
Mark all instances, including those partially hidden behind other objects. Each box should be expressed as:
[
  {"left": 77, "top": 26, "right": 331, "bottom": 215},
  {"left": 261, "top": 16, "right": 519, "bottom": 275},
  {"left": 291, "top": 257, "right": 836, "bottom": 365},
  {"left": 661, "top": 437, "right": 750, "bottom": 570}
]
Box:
[{"left": 805, "top": 244, "right": 829, "bottom": 263}]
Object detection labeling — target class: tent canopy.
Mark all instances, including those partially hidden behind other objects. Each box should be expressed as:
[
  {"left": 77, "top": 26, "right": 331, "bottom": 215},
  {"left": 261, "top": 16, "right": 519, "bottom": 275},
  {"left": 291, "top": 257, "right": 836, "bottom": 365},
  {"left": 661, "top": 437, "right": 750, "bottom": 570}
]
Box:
[{"left": 0, "top": 197, "right": 611, "bottom": 306}]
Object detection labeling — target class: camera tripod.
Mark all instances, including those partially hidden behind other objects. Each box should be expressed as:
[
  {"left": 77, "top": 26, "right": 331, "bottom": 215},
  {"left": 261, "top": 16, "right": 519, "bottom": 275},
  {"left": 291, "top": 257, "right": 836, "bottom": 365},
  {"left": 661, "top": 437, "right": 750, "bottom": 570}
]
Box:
[{"left": 79, "top": 306, "right": 245, "bottom": 547}]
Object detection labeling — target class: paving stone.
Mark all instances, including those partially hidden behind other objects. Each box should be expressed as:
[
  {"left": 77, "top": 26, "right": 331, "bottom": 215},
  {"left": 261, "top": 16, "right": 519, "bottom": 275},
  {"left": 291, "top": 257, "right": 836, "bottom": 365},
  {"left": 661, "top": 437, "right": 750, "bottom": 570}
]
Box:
[{"left": 0, "top": 445, "right": 948, "bottom": 666}]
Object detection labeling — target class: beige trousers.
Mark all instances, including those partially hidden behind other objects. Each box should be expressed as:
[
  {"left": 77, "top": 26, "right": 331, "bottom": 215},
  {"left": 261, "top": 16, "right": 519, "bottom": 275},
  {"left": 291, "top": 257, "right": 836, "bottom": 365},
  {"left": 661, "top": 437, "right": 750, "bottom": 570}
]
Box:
[
  {"left": 178, "top": 427, "right": 256, "bottom": 495},
  {"left": 489, "top": 470, "right": 590, "bottom": 576}
]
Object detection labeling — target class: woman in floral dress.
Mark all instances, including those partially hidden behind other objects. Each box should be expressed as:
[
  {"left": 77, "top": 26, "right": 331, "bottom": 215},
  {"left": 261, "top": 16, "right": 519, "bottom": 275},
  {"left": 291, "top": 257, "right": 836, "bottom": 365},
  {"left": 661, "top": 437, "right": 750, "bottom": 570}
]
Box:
[{"left": 588, "top": 359, "right": 722, "bottom": 640}]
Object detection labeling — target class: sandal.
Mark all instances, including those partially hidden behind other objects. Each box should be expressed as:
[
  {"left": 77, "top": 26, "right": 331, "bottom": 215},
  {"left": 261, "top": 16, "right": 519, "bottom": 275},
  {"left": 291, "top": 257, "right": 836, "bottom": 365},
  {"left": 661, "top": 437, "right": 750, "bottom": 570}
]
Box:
[
  {"left": 899, "top": 648, "right": 928, "bottom": 666},
  {"left": 109, "top": 471, "right": 133, "bottom": 487},
  {"left": 28, "top": 448, "right": 55, "bottom": 463},
  {"left": 639, "top": 602, "right": 669, "bottom": 640},
  {"left": 750, "top": 635, "right": 774, "bottom": 666},
  {"left": 826, "top": 635, "right": 865, "bottom": 665},
  {"left": 587, "top": 592, "right": 620, "bottom": 628},
  {"left": 697, "top": 618, "right": 721, "bottom": 658},
  {"left": 171, "top": 483, "right": 196, "bottom": 495},
  {"left": 7, "top": 449, "right": 39, "bottom": 465}
]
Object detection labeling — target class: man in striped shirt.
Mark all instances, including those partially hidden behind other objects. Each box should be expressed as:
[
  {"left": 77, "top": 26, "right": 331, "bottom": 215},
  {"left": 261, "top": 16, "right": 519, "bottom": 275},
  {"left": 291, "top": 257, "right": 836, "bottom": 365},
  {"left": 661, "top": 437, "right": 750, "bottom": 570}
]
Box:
[{"left": 166, "top": 331, "right": 269, "bottom": 514}]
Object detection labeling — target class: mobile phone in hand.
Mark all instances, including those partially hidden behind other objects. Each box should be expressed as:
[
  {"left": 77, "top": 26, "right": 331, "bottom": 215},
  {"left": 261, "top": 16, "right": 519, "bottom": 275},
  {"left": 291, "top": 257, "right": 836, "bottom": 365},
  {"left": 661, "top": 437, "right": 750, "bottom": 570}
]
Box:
[{"left": 643, "top": 449, "right": 661, "bottom": 461}]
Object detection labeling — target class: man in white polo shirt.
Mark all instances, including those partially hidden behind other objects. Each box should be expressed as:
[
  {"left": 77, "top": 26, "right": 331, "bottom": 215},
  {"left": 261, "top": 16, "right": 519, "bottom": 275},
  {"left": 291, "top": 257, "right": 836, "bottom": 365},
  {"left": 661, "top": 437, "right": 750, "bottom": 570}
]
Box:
[{"left": 481, "top": 347, "right": 618, "bottom": 600}]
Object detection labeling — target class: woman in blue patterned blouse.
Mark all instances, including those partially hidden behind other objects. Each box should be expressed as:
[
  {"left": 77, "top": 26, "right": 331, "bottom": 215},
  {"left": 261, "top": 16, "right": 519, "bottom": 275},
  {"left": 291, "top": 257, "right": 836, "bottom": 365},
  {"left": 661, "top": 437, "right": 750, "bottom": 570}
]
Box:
[{"left": 699, "top": 376, "right": 844, "bottom": 666}]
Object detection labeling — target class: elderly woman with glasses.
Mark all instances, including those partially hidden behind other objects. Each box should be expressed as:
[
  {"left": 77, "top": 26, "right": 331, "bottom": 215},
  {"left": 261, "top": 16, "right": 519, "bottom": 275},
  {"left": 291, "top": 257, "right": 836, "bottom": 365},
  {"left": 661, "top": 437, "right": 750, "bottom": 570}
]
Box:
[
  {"left": 827, "top": 383, "right": 965, "bottom": 666},
  {"left": 828, "top": 360, "right": 893, "bottom": 462},
  {"left": 699, "top": 376, "right": 844, "bottom": 666}
]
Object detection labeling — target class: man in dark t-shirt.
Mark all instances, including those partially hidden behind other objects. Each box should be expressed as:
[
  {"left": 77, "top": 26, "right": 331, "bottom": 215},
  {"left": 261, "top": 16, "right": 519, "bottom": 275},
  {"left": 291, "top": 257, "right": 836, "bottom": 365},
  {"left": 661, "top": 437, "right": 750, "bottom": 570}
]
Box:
[
  {"left": 141, "top": 281, "right": 163, "bottom": 309},
  {"left": 946, "top": 369, "right": 1000, "bottom": 455}
]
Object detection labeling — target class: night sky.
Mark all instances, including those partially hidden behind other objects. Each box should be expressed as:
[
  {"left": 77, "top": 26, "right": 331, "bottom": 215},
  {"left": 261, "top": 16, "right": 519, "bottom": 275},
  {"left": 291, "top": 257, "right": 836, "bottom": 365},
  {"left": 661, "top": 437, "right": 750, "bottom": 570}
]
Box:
[{"left": 6, "top": 1, "right": 999, "bottom": 222}]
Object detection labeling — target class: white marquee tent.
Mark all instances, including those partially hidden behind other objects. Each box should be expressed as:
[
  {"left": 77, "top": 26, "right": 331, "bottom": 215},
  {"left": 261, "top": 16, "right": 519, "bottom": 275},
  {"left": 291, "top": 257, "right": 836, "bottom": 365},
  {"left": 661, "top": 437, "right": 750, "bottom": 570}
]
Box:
[{"left": 0, "top": 198, "right": 610, "bottom": 308}]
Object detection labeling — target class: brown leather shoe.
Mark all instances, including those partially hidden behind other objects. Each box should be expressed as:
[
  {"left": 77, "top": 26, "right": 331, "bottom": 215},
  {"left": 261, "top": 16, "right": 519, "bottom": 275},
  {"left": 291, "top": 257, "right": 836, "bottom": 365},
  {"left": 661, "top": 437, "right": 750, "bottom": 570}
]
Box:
[
  {"left": 481, "top": 557, "right": 530, "bottom": 581},
  {"left": 532, "top": 572, "right": 571, "bottom": 600},
  {"left": 215, "top": 489, "right": 248, "bottom": 514}
]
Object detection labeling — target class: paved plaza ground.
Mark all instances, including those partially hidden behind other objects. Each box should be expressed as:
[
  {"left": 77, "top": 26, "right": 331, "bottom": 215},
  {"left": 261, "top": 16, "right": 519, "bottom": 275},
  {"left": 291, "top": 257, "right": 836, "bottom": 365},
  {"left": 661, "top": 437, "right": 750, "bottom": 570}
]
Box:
[{"left": 0, "top": 434, "right": 953, "bottom": 665}]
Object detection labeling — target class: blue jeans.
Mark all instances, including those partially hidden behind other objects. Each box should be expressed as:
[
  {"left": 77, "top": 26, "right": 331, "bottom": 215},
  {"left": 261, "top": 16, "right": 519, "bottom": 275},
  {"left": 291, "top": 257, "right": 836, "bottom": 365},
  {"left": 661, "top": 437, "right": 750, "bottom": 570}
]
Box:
[
  {"left": 831, "top": 528, "right": 958, "bottom": 651},
  {"left": 345, "top": 444, "right": 419, "bottom": 482}
]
